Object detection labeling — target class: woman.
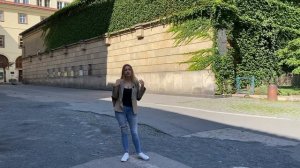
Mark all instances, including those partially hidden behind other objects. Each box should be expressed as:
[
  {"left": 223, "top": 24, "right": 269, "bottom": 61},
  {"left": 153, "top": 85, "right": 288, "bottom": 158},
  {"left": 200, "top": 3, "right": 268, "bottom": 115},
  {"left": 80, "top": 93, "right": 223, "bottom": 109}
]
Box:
[{"left": 112, "top": 64, "right": 149, "bottom": 162}]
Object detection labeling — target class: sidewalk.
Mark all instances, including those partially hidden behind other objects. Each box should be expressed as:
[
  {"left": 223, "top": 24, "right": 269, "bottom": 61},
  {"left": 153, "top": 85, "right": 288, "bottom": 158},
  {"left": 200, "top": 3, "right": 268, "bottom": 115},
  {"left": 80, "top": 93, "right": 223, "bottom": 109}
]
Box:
[
  {"left": 249, "top": 94, "right": 300, "bottom": 101},
  {"left": 144, "top": 94, "right": 300, "bottom": 138}
]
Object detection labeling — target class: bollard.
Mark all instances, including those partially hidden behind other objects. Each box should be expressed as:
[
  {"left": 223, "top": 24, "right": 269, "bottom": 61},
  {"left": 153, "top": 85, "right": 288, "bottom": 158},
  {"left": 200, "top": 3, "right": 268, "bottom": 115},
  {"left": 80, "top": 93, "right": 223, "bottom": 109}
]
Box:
[{"left": 267, "top": 84, "right": 278, "bottom": 101}]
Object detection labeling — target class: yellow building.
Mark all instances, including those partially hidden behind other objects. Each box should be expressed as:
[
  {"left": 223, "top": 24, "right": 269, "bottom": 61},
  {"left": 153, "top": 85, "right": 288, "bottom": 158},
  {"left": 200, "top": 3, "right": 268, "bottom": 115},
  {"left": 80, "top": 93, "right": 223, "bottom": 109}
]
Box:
[{"left": 0, "top": 0, "right": 72, "bottom": 83}]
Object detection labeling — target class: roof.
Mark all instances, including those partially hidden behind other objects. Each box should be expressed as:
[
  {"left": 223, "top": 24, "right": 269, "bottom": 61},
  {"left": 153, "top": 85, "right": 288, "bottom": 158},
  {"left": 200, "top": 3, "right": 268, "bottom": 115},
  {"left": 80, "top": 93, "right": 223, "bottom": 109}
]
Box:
[{"left": 19, "top": 18, "right": 49, "bottom": 36}]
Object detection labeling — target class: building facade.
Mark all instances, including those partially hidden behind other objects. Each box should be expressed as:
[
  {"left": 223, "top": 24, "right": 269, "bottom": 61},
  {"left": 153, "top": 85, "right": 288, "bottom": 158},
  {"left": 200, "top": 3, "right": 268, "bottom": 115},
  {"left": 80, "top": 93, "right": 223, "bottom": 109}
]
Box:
[{"left": 0, "top": 0, "right": 72, "bottom": 83}]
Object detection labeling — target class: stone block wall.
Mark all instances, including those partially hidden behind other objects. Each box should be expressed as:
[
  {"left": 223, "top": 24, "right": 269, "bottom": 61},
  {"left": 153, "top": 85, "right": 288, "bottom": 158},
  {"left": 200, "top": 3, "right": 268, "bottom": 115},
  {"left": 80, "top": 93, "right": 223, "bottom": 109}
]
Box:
[{"left": 22, "top": 22, "right": 216, "bottom": 95}]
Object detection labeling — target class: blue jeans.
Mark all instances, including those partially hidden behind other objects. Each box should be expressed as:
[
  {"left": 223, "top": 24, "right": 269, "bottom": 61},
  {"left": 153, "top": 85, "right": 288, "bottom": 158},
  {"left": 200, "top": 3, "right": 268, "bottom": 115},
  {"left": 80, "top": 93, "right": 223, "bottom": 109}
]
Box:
[{"left": 115, "top": 106, "right": 142, "bottom": 153}]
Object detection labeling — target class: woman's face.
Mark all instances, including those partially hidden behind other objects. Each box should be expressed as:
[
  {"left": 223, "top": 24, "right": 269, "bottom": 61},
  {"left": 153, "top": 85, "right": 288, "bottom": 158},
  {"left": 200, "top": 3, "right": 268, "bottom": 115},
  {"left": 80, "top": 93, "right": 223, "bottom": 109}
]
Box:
[{"left": 123, "top": 65, "right": 132, "bottom": 77}]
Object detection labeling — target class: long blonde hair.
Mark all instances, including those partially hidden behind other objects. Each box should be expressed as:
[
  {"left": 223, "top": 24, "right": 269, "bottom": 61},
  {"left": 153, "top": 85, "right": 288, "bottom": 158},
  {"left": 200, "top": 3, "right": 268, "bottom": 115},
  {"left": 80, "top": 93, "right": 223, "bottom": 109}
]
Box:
[{"left": 120, "top": 64, "right": 138, "bottom": 84}]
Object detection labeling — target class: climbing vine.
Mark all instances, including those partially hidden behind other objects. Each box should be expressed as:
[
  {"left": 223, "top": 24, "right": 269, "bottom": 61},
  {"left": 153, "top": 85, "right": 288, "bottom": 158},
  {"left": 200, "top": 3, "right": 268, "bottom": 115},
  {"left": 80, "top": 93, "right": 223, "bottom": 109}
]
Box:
[
  {"left": 168, "top": 0, "right": 300, "bottom": 94},
  {"left": 277, "top": 38, "right": 300, "bottom": 74},
  {"left": 42, "top": 0, "right": 204, "bottom": 49},
  {"left": 41, "top": 0, "right": 300, "bottom": 94}
]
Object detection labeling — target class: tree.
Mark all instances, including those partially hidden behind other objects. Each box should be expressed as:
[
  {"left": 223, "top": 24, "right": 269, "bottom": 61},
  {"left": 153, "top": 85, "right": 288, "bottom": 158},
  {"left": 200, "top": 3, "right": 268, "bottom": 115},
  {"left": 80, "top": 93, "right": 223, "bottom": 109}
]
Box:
[{"left": 277, "top": 38, "right": 300, "bottom": 74}]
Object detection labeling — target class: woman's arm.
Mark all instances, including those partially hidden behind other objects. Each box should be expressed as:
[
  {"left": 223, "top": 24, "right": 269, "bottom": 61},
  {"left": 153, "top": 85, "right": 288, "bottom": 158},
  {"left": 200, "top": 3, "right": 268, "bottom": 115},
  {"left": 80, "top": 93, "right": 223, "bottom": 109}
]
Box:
[
  {"left": 112, "top": 79, "right": 121, "bottom": 100},
  {"left": 137, "top": 80, "right": 146, "bottom": 101}
]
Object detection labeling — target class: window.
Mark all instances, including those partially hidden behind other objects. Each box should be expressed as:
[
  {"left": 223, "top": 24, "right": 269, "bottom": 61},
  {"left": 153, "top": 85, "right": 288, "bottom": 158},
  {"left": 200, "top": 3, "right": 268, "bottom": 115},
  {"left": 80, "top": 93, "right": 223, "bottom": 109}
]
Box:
[
  {"left": 64, "top": 67, "right": 67, "bottom": 77},
  {"left": 88, "top": 64, "right": 92, "bottom": 76},
  {"left": 79, "top": 65, "right": 83, "bottom": 76},
  {"left": 16, "top": 57, "right": 22, "bottom": 69},
  {"left": 37, "top": 0, "right": 42, "bottom": 6},
  {"left": 19, "top": 36, "right": 23, "bottom": 48},
  {"left": 71, "top": 66, "right": 75, "bottom": 76},
  {"left": 0, "top": 35, "right": 4, "bottom": 48},
  {"left": 14, "top": 0, "right": 20, "bottom": 3},
  {"left": 57, "top": 1, "right": 69, "bottom": 9},
  {"left": 18, "top": 13, "right": 27, "bottom": 24},
  {"left": 0, "top": 11, "right": 4, "bottom": 22},
  {"left": 0, "top": 72, "right": 3, "bottom": 80},
  {"left": 57, "top": 1, "right": 63, "bottom": 9},
  {"left": 45, "top": 0, "right": 50, "bottom": 7},
  {"left": 23, "top": 0, "right": 29, "bottom": 4}
]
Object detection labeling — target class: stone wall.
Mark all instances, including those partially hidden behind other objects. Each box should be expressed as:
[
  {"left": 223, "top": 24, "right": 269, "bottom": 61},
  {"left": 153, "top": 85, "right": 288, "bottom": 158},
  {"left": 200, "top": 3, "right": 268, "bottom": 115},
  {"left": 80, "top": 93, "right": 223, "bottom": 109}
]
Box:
[{"left": 22, "top": 22, "right": 216, "bottom": 95}]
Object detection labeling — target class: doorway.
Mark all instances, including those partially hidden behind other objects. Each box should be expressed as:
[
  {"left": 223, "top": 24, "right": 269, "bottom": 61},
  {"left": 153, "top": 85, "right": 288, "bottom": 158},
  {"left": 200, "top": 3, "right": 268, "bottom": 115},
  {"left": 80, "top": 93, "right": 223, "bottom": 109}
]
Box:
[
  {"left": 16, "top": 56, "right": 23, "bottom": 82},
  {"left": 18, "top": 70, "right": 23, "bottom": 82},
  {"left": 0, "top": 55, "right": 9, "bottom": 83}
]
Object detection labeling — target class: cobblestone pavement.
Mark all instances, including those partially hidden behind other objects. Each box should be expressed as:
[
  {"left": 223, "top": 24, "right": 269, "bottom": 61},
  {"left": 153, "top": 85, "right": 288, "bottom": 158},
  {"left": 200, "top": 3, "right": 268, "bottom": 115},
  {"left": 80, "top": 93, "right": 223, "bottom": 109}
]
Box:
[{"left": 0, "top": 85, "right": 300, "bottom": 168}]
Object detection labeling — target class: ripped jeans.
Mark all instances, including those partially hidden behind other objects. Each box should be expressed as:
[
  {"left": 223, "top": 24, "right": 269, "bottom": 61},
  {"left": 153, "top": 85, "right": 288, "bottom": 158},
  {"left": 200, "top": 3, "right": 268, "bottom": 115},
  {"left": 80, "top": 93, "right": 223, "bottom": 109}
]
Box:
[{"left": 115, "top": 106, "right": 142, "bottom": 153}]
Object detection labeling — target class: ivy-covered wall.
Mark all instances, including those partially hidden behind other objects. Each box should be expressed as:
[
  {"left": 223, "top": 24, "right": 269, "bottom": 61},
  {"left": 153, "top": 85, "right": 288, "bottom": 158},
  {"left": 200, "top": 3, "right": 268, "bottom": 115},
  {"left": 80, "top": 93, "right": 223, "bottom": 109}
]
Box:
[
  {"left": 43, "top": 0, "right": 203, "bottom": 49},
  {"left": 225, "top": 0, "right": 300, "bottom": 91},
  {"left": 167, "top": 0, "right": 300, "bottom": 93},
  {"left": 41, "top": 0, "right": 300, "bottom": 94}
]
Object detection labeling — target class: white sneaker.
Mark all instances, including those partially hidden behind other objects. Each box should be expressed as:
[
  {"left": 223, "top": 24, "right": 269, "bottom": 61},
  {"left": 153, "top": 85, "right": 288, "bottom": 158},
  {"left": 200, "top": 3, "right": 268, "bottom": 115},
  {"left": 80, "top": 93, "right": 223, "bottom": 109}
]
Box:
[
  {"left": 121, "top": 152, "right": 129, "bottom": 162},
  {"left": 138, "top": 152, "right": 150, "bottom": 160}
]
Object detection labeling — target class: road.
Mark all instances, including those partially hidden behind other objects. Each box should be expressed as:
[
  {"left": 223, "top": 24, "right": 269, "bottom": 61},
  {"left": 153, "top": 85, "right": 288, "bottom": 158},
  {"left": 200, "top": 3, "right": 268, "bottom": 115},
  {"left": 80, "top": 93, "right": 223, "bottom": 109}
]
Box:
[{"left": 0, "top": 84, "right": 299, "bottom": 168}]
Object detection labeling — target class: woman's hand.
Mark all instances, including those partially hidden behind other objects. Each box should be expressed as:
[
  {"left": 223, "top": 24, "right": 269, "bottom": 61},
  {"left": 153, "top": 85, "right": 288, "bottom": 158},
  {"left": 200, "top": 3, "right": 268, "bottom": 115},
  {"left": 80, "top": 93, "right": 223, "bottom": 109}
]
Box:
[
  {"left": 139, "top": 80, "right": 144, "bottom": 87},
  {"left": 115, "top": 79, "right": 121, "bottom": 86}
]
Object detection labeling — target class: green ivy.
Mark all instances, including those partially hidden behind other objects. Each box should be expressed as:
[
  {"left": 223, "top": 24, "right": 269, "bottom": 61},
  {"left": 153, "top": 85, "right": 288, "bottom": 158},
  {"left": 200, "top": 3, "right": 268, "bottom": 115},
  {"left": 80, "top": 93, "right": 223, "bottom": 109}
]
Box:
[
  {"left": 212, "top": 50, "right": 235, "bottom": 94},
  {"left": 43, "top": 0, "right": 204, "bottom": 49},
  {"left": 41, "top": 0, "right": 300, "bottom": 94},
  {"left": 168, "top": 0, "right": 300, "bottom": 93},
  {"left": 181, "top": 48, "right": 215, "bottom": 71},
  {"left": 43, "top": 0, "right": 115, "bottom": 49},
  {"left": 168, "top": 18, "right": 212, "bottom": 46},
  {"left": 277, "top": 38, "right": 300, "bottom": 74}
]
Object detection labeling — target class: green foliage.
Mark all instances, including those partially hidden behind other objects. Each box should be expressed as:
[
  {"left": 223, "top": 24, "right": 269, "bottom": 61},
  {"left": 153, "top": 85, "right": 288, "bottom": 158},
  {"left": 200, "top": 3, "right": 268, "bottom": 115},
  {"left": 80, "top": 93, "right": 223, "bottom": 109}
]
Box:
[
  {"left": 277, "top": 38, "right": 300, "bottom": 74},
  {"left": 233, "top": 26, "right": 281, "bottom": 85},
  {"left": 168, "top": 0, "right": 300, "bottom": 93},
  {"left": 108, "top": 0, "right": 203, "bottom": 32},
  {"left": 212, "top": 49, "right": 235, "bottom": 94},
  {"left": 254, "top": 85, "right": 268, "bottom": 95},
  {"left": 232, "top": 0, "right": 300, "bottom": 30},
  {"left": 168, "top": 18, "right": 212, "bottom": 45},
  {"left": 278, "top": 86, "right": 300, "bottom": 96},
  {"left": 277, "top": 0, "right": 300, "bottom": 7},
  {"left": 181, "top": 49, "right": 215, "bottom": 71},
  {"left": 43, "top": 0, "right": 203, "bottom": 49},
  {"left": 43, "top": 0, "right": 115, "bottom": 49},
  {"left": 42, "top": 0, "right": 300, "bottom": 94}
]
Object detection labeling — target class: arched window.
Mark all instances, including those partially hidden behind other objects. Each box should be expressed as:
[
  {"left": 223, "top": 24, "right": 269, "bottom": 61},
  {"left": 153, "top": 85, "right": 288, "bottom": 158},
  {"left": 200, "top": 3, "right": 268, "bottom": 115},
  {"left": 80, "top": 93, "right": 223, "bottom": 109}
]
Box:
[
  {"left": 0, "top": 54, "right": 9, "bottom": 68},
  {"left": 16, "top": 56, "right": 22, "bottom": 69},
  {"left": 0, "top": 54, "right": 9, "bottom": 82}
]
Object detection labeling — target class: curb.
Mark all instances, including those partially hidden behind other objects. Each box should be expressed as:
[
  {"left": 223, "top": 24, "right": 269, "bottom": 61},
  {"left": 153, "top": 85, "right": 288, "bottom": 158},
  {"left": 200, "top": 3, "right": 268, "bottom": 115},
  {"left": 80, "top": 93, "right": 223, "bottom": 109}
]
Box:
[{"left": 232, "top": 94, "right": 300, "bottom": 102}]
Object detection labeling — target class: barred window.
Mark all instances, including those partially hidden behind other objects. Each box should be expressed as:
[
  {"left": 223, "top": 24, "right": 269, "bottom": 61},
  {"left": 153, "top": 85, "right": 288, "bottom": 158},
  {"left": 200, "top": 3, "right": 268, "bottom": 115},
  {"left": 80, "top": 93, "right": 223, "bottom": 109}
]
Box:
[
  {"left": 0, "top": 35, "right": 4, "bottom": 48},
  {"left": 88, "top": 64, "right": 92, "bottom": 76}
]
